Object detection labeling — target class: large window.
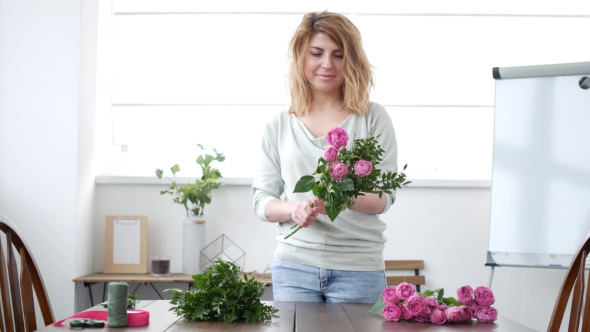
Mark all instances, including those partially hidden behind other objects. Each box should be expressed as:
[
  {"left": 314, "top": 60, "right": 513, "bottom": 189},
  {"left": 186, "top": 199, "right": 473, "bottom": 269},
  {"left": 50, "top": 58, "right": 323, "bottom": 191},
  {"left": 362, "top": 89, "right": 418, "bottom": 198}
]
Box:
[{"left": 96, "top": 1, "right": 590, "bottom": 182}]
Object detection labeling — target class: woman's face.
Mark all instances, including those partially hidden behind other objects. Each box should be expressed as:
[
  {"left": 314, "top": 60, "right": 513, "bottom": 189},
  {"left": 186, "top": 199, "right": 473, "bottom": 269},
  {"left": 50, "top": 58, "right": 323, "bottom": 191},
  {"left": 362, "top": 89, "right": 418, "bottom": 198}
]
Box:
[{"left": 303, "top": 33, "right": 345, "bottom": 97}]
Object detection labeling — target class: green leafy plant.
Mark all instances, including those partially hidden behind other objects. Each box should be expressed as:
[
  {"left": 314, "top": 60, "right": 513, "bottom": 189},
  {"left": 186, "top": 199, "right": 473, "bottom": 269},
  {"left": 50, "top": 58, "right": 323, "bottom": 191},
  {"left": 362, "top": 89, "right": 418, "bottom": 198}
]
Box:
[
  {"left": 156, "top": 145, "right": 225, "bottom": 216},
  {"left": 164, "top": 260, "right": 278, "bottom": 323},
  {"left": 102, "top": 292, "right": 139, "bottom": 309}
]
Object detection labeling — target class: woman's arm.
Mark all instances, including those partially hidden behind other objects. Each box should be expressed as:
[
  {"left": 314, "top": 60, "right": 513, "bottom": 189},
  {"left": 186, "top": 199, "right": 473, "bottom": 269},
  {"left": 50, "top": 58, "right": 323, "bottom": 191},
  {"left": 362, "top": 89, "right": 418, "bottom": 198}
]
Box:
[
  {"left": 264, "top": 200, "right": 297, "bottom": 223},
  {"left": 353, "top": 193, "right": 387, "bottom": 214},
  {"left": 312, "top": 193, "right": 387, "bottom": 215},
  {"left": 253, "top": 113, "right": 322, "bottom": 228},
  {"left": 265, "top": 199, "right": 320, "bottom": 228},
  {"left": 367, "top": 103, "right": 399, "bottom": 214}
]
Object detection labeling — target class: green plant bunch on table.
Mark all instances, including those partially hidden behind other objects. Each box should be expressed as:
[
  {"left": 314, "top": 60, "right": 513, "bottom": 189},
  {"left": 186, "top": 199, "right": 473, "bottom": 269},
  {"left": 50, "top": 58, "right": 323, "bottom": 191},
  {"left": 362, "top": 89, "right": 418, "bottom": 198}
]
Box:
[
  {"left": 164, "top": 260, "right": 279, "bottom": 323},
  {"left": 156, "top": 144, "right": 225, "bottom": 216}
]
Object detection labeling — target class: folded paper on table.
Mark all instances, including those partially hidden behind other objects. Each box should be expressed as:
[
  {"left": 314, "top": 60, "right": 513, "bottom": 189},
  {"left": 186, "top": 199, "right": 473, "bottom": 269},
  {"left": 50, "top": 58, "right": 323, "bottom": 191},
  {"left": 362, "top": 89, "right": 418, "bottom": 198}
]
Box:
[{"left": 113, "top": 219, "right": 141, "bottom": 264}]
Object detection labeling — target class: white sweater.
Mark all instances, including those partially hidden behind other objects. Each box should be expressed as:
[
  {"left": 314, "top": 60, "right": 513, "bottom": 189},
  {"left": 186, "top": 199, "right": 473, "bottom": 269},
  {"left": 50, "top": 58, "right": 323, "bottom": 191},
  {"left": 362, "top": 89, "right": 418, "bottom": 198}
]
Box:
[{"left": 252, "top": 102, "right": 398, "bottom": 271}]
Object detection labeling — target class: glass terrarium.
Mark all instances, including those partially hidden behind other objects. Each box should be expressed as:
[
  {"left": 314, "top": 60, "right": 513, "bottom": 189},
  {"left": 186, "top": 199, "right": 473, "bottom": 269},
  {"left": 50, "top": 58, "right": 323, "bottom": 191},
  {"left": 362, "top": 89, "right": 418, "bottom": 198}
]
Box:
[{"left": 200, "top": 234, "right": 245, "bottom": 270}]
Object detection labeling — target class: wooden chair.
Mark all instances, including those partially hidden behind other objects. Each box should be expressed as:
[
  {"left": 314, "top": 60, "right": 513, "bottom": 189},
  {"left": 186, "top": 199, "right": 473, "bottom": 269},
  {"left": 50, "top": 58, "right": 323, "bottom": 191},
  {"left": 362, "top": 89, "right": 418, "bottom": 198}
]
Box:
[
  {"left": 385, "top": 260, "right": 426, "bottom": 292},
  {"left": 0, "top": 214, "right": 54, "bottom": 331},
  {"left": 548, "top": 232, "right": 590, "bottom": 332}
]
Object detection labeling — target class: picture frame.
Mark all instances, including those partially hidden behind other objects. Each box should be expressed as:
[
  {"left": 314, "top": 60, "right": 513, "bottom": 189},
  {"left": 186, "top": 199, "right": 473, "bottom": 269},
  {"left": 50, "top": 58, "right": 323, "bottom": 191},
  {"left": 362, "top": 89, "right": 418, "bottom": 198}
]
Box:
[{"left": 104, "top": 215, "right": 148, "bottom": 274}]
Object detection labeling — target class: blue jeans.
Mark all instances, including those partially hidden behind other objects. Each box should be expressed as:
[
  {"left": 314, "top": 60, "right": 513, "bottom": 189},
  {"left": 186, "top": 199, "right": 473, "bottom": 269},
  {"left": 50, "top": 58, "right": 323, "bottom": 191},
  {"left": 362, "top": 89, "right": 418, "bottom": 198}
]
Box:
[{"left": 271, "top": 258, "right": 386, "bottom": 303}]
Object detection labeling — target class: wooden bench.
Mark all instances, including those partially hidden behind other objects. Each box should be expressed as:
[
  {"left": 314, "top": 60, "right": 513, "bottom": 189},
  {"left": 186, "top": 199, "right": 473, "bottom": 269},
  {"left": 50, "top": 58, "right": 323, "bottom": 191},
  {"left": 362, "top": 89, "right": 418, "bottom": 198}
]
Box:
[{"left": 384, "top": 260, "right": 426, "bottom": 292}]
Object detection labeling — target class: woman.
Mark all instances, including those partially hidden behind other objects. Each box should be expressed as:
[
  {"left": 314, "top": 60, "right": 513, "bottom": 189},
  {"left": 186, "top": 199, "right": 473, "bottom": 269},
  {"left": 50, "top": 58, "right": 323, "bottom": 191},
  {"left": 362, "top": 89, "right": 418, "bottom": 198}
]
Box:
[{"left": 252, "top": 11, "right": 398, "bottom": 303}]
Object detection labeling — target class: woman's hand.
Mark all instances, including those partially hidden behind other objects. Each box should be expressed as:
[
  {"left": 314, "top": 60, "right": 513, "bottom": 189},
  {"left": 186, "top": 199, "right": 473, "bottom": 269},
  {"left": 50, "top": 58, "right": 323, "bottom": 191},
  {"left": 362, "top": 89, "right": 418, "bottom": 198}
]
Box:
[
  {"left": 291, "top": 200, "right": 319, "bottom": 227},
  {"left": 311, "top": 198, "right": 327, "bottom": 215}
]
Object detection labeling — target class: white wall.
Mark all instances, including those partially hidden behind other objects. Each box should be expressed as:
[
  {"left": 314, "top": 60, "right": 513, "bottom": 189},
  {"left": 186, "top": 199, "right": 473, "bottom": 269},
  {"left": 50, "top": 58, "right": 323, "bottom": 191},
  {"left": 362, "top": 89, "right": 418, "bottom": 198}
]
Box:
[
  {"left": 76, "top": 0, "right": 99, "bottom": 280},
  {"left": 0, "top": 0, "right": 97, "bottom": 325},
  {"left": 93, "top": 184, "right": 568, "bottom": 331}
]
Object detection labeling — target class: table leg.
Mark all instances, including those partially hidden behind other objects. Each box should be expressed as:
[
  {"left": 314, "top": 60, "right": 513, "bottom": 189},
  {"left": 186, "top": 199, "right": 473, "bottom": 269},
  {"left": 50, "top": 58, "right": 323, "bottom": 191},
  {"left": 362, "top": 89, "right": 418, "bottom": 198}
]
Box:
[
  {"left": 149, "top": 283, "right": 164, "bottom": 300},
  {"left": 83, "top": 282, "right": 94, "bottom": 307},
  {"left": 132, "top": 282, "right": 143, "bottom": 294}
]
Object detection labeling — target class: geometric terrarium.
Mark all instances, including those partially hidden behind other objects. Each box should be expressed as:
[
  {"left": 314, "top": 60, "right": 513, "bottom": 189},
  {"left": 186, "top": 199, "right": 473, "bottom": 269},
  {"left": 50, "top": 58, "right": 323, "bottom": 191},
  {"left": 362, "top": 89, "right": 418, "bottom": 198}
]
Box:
[{"left": 200, "top": 234, "right": 246, "bottom": 270}]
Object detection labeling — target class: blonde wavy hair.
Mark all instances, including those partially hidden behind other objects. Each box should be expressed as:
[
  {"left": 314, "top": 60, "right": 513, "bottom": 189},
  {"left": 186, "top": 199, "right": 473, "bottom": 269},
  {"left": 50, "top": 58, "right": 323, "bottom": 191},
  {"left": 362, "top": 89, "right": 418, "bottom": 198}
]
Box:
[{"left": 287, "top": 11, "right": 375, "bottom": 116}]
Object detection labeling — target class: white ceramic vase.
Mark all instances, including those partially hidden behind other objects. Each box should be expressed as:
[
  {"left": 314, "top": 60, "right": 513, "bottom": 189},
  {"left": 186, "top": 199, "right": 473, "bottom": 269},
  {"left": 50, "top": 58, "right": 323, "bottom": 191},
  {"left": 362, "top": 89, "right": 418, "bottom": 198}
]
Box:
[{"left": 182, "top": 214, "right": 207, "bottom": 275}]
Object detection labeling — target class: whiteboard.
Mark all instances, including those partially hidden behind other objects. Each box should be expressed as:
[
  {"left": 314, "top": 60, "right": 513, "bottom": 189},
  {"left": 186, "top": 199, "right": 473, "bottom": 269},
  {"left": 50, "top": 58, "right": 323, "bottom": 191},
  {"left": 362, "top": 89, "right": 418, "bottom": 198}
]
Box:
[{"left": 488, "top": 62, "right": 590, "bottom": 268}]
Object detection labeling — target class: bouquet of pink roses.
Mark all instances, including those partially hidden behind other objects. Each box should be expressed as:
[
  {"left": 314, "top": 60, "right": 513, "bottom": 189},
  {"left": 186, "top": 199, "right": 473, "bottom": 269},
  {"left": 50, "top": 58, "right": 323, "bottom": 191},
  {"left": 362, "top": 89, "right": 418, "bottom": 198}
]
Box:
[
  {"left": 286, "top": 127, "right": 410, "bottom": 239},
  {"left": 370, "top": 283, "right": 498, "bottom": 324}
]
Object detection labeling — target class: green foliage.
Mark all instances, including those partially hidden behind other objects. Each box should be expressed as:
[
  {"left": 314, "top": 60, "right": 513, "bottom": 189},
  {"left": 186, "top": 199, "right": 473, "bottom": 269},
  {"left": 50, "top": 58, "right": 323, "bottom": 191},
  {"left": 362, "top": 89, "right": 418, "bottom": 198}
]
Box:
[
  {"left": 163, "top": 261, "right": 279, "bottom": 323},
  {"left": 419, "top": 288, "right": 459, "bottom": 306},
  {"left": 288, "top": 134, "right": 410, "bottom": 239},
  {"left": 102, "top": 292, "right": 139, "bottom": 309},
  {"left": 369, "top": 296, "right": 386, "bottom": 315},
  {"left": 156, "top": 145, "right": 225, "bottom": 216}
]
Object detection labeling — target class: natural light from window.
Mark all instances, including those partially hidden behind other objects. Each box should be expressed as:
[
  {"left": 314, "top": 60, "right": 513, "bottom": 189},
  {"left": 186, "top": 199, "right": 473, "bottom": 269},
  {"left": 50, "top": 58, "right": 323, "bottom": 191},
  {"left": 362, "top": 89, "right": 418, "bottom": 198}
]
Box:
[{"left": 95, "top": 0, "right": 590, "bottom": 182}]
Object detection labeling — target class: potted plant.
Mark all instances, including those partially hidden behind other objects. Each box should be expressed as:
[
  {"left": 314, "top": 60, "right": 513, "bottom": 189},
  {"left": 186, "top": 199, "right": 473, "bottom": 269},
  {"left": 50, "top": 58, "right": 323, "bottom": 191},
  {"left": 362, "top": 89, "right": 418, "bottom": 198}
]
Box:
[
  {"left": 156, "top": 144, "right": 225, "bottom": 217},
  {"left": 156, "top": 144, "right": 225, "bottom": 274}
]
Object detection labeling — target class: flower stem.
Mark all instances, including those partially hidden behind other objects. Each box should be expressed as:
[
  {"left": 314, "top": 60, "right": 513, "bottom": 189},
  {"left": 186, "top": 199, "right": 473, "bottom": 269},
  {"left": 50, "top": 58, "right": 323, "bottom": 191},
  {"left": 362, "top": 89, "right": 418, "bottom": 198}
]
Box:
[{"left": 284, "top": 225, "right": 302, "bottom": 239}]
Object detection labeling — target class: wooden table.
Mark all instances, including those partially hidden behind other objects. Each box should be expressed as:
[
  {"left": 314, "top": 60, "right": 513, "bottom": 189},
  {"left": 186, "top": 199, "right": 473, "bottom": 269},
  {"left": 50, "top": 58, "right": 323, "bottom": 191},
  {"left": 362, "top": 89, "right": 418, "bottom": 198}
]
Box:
[
  {"left": 73, "top": 273, "right": 272, "bottom": 306},
  {"left": 38, "top": 300, "right": 537, "bottom": 331}
]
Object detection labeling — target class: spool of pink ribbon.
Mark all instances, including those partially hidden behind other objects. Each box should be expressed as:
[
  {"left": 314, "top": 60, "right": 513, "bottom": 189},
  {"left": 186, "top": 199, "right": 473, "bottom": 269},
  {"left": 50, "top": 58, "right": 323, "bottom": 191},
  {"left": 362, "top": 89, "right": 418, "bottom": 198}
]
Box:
[{"left": 52, "top": 310, "right": 149, "bottom": 327}]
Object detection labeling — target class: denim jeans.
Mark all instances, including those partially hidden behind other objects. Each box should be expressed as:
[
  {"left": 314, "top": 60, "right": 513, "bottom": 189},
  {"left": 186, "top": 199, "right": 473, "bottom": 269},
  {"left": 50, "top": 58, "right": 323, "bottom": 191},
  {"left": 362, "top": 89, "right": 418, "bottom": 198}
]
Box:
[{"left": 271, "top": 258, "right": 386, "bottom": 303}]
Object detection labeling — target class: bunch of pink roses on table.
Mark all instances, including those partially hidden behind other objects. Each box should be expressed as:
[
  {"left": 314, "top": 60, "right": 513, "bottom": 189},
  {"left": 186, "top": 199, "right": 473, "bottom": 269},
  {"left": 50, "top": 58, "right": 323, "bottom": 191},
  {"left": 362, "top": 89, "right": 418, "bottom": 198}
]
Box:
[
  {"left": 285, "top": 127, "right": 410, "bottom": 239},
  {"left": 370, "top": 282, "right": 498, "bottom": 324}
]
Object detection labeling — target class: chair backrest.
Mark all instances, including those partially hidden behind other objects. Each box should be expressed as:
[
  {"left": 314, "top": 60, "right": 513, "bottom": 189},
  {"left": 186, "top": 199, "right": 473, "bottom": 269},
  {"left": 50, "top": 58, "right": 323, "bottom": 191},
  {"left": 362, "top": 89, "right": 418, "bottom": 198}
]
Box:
[
  {"left": 0, "top": 214, "right": 54, "bottom": 331},
  {"left": 384, "top": 260, "right": 426, "bottom": 292},
  {"left": 548, "top": 232, "right": 590, "bottom": 332}
]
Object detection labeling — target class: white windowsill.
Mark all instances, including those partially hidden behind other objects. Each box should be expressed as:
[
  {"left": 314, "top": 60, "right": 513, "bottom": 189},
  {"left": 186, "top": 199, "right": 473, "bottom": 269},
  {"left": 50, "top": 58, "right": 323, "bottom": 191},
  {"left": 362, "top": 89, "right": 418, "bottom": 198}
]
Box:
[{"left": 95, "top": 176, "right": 491, "bottom": 188}]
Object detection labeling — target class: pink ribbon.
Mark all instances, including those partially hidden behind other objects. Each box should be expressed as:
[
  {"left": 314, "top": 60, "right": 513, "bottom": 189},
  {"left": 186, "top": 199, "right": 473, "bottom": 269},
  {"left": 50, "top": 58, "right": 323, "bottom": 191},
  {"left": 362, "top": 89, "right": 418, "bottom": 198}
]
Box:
[{"left": 52, "top": 310, "right": 149, "bottom": 326}]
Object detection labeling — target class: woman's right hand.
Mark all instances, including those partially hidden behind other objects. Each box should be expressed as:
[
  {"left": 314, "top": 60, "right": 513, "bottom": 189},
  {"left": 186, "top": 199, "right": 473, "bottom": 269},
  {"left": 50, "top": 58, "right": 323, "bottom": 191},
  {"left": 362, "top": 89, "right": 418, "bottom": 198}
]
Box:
[{"left": 291, "top": 200, "right": 318, "bottom": 228}]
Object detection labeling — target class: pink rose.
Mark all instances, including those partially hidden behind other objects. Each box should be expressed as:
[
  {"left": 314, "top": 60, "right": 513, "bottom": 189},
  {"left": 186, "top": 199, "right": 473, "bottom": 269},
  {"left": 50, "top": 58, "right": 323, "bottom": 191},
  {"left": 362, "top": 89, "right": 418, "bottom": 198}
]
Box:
[
  {"left": 474, "top": 306, "right": 498, "bottom": 322},
  {"left": 466, "top": 299, "right": 478, "bottom": 312},
  {"left": 326, "top": 127, "right": 349, "bottom": 148},
  {"left": 425, "top": 297, "right": 439, "bottom": 309},
  {"left": 445, "top": 306, "right": 464, "bottom": 323},
  {"left": 402, "top": 307, "right": 414, "bottom": 320},
  {"left": 322, "top": 147, "right": 338, "bottom": 162},
  {"left": 457, "top": 285, "right": 474, "bottom": 305},
  {"left": 460, "top": 305, "right": 473, "bottom": 320},
  {"left": 430, "top": 309, "right": 447, "bottom": 325},
  {"left": 414, "top": 312, "right": 431, "bottom": 323},
  {"left": 381, "top": 287, "right": 400, "bottom": 305},
  {"left": 437, "top": 304, "right": 448, "bottom": 311},
  {"left": 405, "top": 294, "right": 426, "bottom": 316},
  {"left": 474, "top": 286, "right": 495, "bottom": 307},
  {"left": 329, "top": 162, "right": 349, "bottom": 181},
  {"left": 395, "top": 282, "right": 416, "bottom": 300},
  {"left": 353, "top": 160, "right": 373, "bottom": 177},
  {"left": 382, "top": 305, "right": 402, "bottom": 322}
]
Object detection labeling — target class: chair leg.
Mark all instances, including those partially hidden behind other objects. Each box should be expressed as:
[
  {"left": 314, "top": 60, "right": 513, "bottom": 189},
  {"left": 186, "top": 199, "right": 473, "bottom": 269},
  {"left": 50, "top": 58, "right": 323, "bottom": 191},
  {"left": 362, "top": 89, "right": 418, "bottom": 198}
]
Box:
[
  {"left": 582, "top": 267, "right": 590, "bottom": 332},
  {"left": 568, "top": 252, "right": 586, "bottom": 332},
  {"left": 20, "top": 250, "right": 36, "bottom": 332}
]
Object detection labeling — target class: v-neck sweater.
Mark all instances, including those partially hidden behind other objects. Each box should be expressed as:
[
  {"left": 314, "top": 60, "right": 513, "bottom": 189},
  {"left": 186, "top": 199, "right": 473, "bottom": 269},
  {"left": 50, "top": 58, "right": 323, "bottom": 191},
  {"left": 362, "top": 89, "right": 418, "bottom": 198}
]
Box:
[{"left": 252, "top": 102, "right": 398, "bottom": 271}]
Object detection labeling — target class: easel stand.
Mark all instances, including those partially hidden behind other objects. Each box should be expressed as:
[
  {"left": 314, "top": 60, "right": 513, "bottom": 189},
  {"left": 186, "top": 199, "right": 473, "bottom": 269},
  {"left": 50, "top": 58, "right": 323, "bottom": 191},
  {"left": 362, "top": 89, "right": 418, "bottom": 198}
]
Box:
[{"left": 486, "top": 251, "right": 498, "bottom": 289}]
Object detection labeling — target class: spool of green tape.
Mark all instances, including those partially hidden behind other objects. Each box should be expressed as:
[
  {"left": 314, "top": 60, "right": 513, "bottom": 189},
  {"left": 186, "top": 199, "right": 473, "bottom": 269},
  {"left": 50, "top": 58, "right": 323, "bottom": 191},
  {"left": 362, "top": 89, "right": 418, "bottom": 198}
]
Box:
[{"left": 107, "top": 282, "right": 128, "bottom": 327}]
